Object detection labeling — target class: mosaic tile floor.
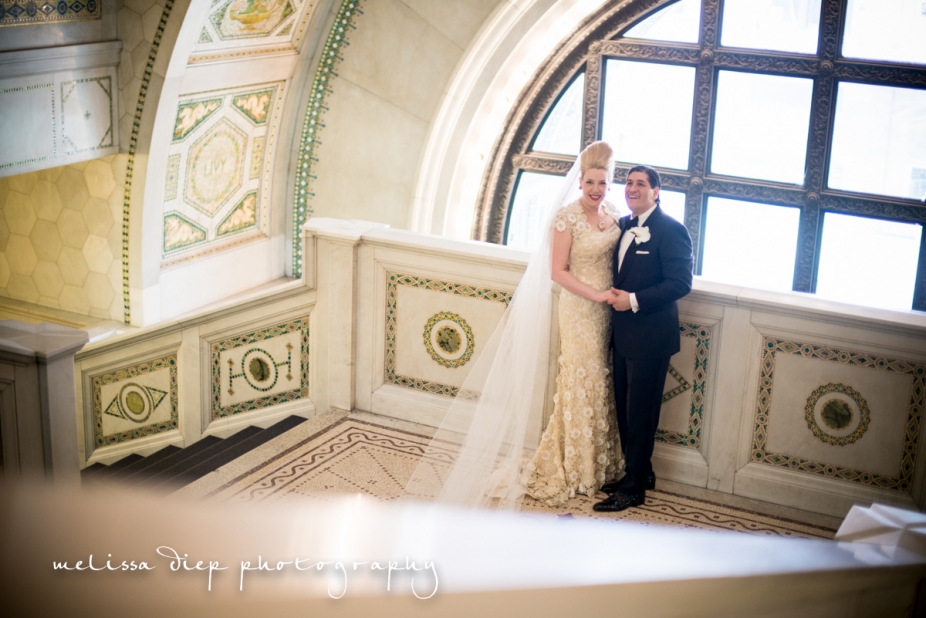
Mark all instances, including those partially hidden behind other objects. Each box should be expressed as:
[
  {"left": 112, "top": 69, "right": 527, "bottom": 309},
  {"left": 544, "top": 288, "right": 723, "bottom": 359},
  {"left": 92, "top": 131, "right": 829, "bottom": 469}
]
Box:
[{"left": 187, "top": 416, "right": 836, "bottom": 540}]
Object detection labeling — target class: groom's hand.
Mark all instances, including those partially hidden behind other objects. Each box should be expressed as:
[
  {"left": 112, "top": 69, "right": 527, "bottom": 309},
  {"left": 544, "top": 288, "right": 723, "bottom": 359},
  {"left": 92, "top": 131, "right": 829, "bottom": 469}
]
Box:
[{"left": 609, "top": 288, "right": 632, "bottom": 311}]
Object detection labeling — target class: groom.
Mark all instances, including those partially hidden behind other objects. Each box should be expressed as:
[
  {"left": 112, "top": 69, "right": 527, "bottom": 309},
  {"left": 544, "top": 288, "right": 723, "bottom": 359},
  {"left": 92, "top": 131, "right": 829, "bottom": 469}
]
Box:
[{"left": 593, "top": 165, "right": 693, "bottom": 512}]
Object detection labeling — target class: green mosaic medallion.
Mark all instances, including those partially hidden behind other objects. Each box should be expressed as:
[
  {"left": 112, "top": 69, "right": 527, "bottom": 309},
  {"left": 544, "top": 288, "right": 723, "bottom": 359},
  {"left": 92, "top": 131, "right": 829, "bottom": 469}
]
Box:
[
  {"left": 804, "top": 382, "right": 869, "bottom": 446},
  {"left": 423, "top": 311, "right": 474, "bottom": 369}
]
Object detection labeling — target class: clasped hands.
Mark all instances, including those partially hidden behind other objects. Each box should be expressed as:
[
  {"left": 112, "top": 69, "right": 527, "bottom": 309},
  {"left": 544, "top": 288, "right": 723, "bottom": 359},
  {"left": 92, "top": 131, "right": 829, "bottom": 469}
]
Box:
[{"left": 598, "top": 288, "right": 632, "bottom": 311}]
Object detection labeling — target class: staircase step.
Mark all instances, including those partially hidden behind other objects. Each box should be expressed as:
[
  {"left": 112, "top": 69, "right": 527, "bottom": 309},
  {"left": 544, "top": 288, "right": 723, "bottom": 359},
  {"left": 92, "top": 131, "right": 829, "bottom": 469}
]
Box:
[
  {"left": 106, "top": 445, "right": 183, "bottom": 480},
  {"left": 119, "top": 436, "right": 224, "bottom": 485},
  {"left": 159, "top": 415, "right": 308, "bottom": 489},
  {"left": 86, "top": 454, "right": 145, "bottom": 482},
  {"left": 80, "top": 463, "right": 109, "bottom": 480},
  {"left": 147, "top": 426, "right": 264, "bottom": 487}
]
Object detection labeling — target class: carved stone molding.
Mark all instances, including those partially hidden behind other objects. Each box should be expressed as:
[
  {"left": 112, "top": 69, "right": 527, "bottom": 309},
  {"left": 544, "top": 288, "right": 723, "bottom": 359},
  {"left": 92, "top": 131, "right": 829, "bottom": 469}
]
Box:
[
  {"left": 702, "top": 179, "right": 806, "bottom": 207},
  {"left": 713, "top": 52, "right": 818, "bottom": 76}
]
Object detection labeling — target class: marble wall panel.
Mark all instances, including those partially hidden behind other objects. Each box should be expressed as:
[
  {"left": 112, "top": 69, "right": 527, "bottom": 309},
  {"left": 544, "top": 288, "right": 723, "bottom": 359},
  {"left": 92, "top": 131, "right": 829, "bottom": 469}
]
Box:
[
  {"left": 0, "top": 67, "right": 117, "bottom": 176},
  {"left": 752, "top": 337, "right": 925, "bottom": 494},
  {"left": 385, "top": 271, "right": 511, "bottom": 398},
  {"left": 210, "top": 316, "right": 310, "bottom": 418},
  {"left": 162, "top": 81, "right": 284, "bottom": 260},
  {"left": 92, "top": 353, "right": 179, "bottom": 447},
  {"left": 656, "top": 322, "right": 712, "bottom": 450}
]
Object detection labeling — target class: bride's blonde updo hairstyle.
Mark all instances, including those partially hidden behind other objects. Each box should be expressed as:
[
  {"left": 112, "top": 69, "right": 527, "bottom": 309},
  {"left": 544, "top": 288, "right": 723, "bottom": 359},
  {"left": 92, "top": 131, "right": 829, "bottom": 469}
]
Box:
[{"left": 579, "top": 140, "right": 615, "bottom": 180}]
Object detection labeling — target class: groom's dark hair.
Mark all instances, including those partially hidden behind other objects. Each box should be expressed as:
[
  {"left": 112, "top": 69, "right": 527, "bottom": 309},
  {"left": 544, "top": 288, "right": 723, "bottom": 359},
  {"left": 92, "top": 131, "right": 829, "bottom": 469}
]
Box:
[{"left": 627, "top": 165, "right": 661, "bottom": 206}]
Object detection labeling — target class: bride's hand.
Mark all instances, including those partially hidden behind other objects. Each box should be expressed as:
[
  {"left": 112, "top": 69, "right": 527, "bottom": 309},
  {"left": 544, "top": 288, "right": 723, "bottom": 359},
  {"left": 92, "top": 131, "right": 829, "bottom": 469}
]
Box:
[{"left": 597, "top": 289, "right": 617, "bottom": 304}]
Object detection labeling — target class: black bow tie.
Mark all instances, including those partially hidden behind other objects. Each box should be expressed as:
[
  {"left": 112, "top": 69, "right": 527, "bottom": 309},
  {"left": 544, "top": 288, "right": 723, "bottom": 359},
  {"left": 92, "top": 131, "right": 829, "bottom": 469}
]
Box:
[{"left": 625, "top": 216, "right": 639, "bottom": 230}]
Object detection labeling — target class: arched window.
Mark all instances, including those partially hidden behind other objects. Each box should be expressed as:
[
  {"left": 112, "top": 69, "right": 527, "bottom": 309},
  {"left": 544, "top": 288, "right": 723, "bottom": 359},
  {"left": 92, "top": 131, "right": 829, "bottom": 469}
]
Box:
[{"left": 477, "top": 0, "right": 926, "bottom": 311}]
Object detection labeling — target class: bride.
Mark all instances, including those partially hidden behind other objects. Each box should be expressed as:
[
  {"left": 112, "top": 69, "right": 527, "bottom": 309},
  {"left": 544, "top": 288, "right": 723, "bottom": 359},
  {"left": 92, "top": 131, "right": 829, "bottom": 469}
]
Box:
[
  {"left": 524, "top": 141, "right": 624, "bottom": 506},
  {"left": 403, "top": 141, "right": 626, "bottom": 509}
]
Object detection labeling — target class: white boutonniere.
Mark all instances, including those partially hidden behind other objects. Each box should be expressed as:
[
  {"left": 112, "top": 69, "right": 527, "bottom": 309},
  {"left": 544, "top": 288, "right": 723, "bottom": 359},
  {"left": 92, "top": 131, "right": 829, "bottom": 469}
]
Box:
[{"left": 629, "top": 226, "right": 650, "bottom": 244}]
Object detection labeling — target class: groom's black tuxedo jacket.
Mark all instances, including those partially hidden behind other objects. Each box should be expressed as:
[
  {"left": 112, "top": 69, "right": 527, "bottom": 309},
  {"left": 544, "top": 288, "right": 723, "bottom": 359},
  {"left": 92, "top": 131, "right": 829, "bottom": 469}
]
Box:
[{"left": 611, "top": 206, "right": 693, "bottom": 360}]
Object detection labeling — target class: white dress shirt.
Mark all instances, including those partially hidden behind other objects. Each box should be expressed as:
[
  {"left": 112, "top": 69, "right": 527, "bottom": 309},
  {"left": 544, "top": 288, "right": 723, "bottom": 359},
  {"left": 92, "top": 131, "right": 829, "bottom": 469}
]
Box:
[{"left": 617, "top": 204, "right": 658, "bottom": 313}]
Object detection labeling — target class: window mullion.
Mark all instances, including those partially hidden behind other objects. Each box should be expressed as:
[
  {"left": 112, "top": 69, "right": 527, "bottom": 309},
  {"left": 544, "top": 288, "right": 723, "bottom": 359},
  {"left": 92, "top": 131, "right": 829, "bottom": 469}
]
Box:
[{"left": 582, "top": 46, "right": 605, "bottom": 149}]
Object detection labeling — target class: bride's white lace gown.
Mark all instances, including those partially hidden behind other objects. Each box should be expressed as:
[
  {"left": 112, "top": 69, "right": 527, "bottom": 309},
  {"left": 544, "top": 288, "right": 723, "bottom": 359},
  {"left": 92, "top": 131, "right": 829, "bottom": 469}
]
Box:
[{"left": 525, "top": 200, "right": 624, "bottom": 506}]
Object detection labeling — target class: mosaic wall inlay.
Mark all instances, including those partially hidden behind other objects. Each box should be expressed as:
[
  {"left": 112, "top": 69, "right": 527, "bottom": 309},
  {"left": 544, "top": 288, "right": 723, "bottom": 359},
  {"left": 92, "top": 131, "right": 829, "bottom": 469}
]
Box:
[
  {"left": 163, "top": 212, "right": 207, "bottom": 253},
  {"left": 656, "top": 323, "right": 712, "bottom": 450},
  {"left": 61, "top": 76, "right": 114, "bottom": 155},
  {"left": 121, "top": 0, "right": 175, "bottom": 323},
  {"left": 211, "top": 317, "right": 310, "bottom": 418},
  {"left": 292, "top": 0, "right": 362, "bottom": 277},
  {"left": 804, "top": 382, "right": 870, "bottom": 446},
  {"left": 92, "top": 354, "right": 179, "bottom": 447},
  {"left": 192, "top": 0, "right": 318, "bottom": 62},
  {"left": 385, "top": 272, "right": 511, "bottom": 398},
  {"left": 164, "top": 154, "right": 181, "bottom": 201},
  {"left": 0, "top": 0, "right": 100, "bottom": 27},
  {"left": 423, "top": 310, "right": 474, "bottom": 369},
  {"left": 162, "top": 82, "right": 283, "bottom": 259},
  {"left": 752, "top": 337, "right": 926, "bottom": 493}
]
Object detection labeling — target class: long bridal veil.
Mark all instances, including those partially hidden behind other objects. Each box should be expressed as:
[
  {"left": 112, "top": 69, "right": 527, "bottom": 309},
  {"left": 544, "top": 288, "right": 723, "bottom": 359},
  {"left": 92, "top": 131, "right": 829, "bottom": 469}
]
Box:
[{"left": 402, "top": 160, "right": 584, "bottom": 510}]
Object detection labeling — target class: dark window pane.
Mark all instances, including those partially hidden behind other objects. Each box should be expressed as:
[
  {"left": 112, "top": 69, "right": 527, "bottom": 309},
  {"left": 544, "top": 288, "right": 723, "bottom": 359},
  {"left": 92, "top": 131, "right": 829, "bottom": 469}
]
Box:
[
  {"left": 700, "top": 197, "right": 800, "bottom": 291},
  {"left": 532, "top": 74, "right": 584, "bottom": 156},
  {"left": 828, "top": 82, "right": 926, "bottom": 201},
  {"left": 623, "top": 0, "right": 701, "bottom": 44},
  {"left": 711, "top": 71, "right": 813, "bottom": 184},
  {"left": 842, "top": 0, "right": 926, "bottom": 66},
  {"left": 721, "top": 0, "right": 821, "bottom": 54},
  {"left": 601, "top": 60, "right": 696, "bottom": 170},
  {"left": 816, "top": 213, "right": 922, "bottom": 310}
]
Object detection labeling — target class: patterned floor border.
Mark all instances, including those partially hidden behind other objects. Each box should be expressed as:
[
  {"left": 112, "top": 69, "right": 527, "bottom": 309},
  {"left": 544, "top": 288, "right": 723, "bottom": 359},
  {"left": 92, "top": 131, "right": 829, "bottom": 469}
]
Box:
[{"left": 179, "top": 414, "right": 837, "bottom": 540}]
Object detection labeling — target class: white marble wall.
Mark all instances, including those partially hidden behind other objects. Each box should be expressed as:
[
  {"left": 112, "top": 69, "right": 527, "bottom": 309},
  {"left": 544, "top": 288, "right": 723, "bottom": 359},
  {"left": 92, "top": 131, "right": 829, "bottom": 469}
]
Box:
[
  {"left": 73, "top": 217, "right": 926, "bottom": 519},
  {"left": 302, "top": 218, "right": 926, "bottom": 518},
  {"left": 0, "top": 45, "right": 121, "bottom": 177},
  {"left": 74, "top": 280, "right": 316, "bottom": 465}
]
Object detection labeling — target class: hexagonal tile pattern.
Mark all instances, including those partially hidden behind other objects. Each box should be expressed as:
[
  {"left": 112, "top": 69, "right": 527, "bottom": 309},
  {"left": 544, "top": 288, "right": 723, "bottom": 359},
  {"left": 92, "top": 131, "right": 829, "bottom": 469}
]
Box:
[
  {"left": 57, "top": 167, "right": 91, "bottom": 211},
  {"left": 0, "top": 0, "right": 158, "bottom": 324},
  {"left": 83, "top": 235, "right": 114, "bottom": 274},
  {"left": 58, "top": 247, "right": 90, "bottom": 286},
  {"left": 4, "top": 191, "right": 37, "bottom": 235},
  {"left": 84, "top": 272, "right": 115, "bottom": 310},
  {"left": 82, "top": 197, "right": 115, "bottom": 236},
  {"left": 7, "top": 172, "right": 37, "bottom": 194},
  {"left": 30, "top": 220, "right": 63, "bottom": 262},
  {"left": 84, "top": 160, "right": 116, "bottom": 199},
  {"left": 0, "top": 178, "right": 9, "bottom": 212},
  {"left": 59, "top": 285, "right": 91, "bottom": 315},
  {"left": 0, "top": 254, "right": 9, "bottom": 288},
  {"left": 0, "top": 214, "right": 9, "bottom": 253},
  {"left": 6, "top": 235, "right": 37, "bottom": 275},
  {"left": 31, "top": 179, "right": 63, "bottom": 221},
  {"left": 32, "top": 261, "right": 65, "bottom": 298},
  {"left": 57, "top": 209, "right": 90, "bottom": 250},
  {"left": 7, "top": 274, "right": 39, "bottom": 303}
]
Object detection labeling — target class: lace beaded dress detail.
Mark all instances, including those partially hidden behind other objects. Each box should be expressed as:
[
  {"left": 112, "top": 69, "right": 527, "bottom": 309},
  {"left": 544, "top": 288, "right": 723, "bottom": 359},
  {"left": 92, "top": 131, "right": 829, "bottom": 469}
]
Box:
[{"left": 525, "top": 200, "right": 625, "bottom": 506}]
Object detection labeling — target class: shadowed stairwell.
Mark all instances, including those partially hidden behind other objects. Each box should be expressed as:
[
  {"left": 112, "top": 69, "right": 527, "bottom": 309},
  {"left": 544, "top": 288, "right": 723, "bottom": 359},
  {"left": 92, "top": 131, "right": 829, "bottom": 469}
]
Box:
[{"left": 80, "top": 416, "right": 308, "bottom": 492}]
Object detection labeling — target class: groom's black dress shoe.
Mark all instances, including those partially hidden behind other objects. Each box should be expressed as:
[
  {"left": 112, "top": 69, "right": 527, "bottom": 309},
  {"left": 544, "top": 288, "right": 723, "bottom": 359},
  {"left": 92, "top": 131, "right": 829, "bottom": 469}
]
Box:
[
  {"left": 600, "top": 472, "right": 656, "bottom": 494},
  {"left": 592, "top": 491, "right": 645, "bottom": 512}
]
